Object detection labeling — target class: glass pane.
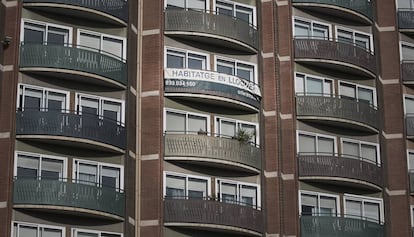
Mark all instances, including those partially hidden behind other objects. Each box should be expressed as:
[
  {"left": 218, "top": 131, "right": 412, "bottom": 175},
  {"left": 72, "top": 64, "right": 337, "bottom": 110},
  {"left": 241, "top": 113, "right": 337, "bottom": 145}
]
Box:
[
  {"left": 47, "top": 26, "right": 69, "bottom": 45},
  {"left": 188, "top": 178, "right": 207, "bottom": 199},
  {"left": 317, "top": 137, "right": 334, "bottom": 155},
  {"left": 402, "top": 44, "right": 414, "bottom": 60},
  {"left": 102, "top": 37, "right": 123, "bottom": 58},
  {"left": 101, "top": 166, "right": 120, "bottom": 189},
  {"left": 406, "top": 97, "right": 414, "bottom": 114},
  {"left": 240, "top": 185, "right": 257, "bottom": 207},
  {"left": 220, "top": 120, "right": 236, "bottom": 138},
  {"left": 298, "top": 134, "right": 316, "bottom": 154},
  {"left": 342, "top": 141, "right": 359, "bottom": 159},
  {"left": 188, "top": 115, "right": 207, "bottom": 134},
  {"left": 323, "top": 80, "right": 333, "bottom": 95},
  {"left": 41, "top": 158, "right": 63, "bottom": 180},
  {"left": 188, "top": 0, "right": 206, "bottom": 10},
  {"left": 340, "top": 83, "right": 356, "bottom": 99},
  {"left": 306, "top": 77, "right": 323, "bottom": 95},
  {"left": 361, "top": 144, "right": 377, "bottom": 163},
  {"left": 409, "top": 152, "right": 414, "bottom": 170},
  {"left": 217, "top": 60, "right": 234, "bottom": 75},
  {"left": 76, "top": 232, "right": 98, "bottom": 237},
  {"left": 17, "top": 155, "right": 39, "bottom": 178},
  {"left": 19, "top": 225, "right": 38, "bottom": 237},
  {"left": 301, "top": 194, "right": 317, "bottom": 215},
  {"left": 102, "top": 100, "right": 121, "bottom": 122},
  {"left": 24, "top": 88, "right": 42, "bottom": 110},
  {"left": 364, "top": 202, "right": 380, "bottom": 222},
  {"left": 79, "top": 33, "right": 100, "bottom": 51},
  {"left": 237, "top": 63, "right": 254, "bottom": 81},
  {"left": 240, "top": 123, "right": 256, "bottom": 143},
  {"left": 42, "top": 228, "right": 62, "bottom": 237},
  {"left": 47, "top": 91, "right": 66, "bottom": 111},
  {"left": 216, "top": 1, "right": 233, "bottom": 16},
  {"left": 313, "top": 23, "right": 329, "bottom": 39},
  {"left": 236, "top": 5, "right": 253, "bottom": 23},
  {"left": 294, "top": 20, "right": 310, "bottom": 37},
  {"left": 166, "top": 112, "right": 186, "bottom": 133},
  {"left": 24, "top": 23, "right": 45, "bottom": 43},
  {"left": 355, "top": 33, "right": 370, "bottom": 50},
  {"left": 337, "top": 29, "right": 353, "bottom": 44},
  {"left": 167, "top": 51, "right": 185, "bottom": 69},
  {"left": 320, "top": 196, "right": 337, "bottom": 216},
  {"left": 77, "top": 163, "right": 98, "bottom": 185},
  {"left": 188, "top": 53, "right": 206, "bottom": 70},
  {"left": 221, "top": 182, "right": 237, "bottom": 204},
  {"left": 166, "top": 175, "right": 185, "bottom": 198},
  {"left": 358, "top": 87, "right": 374, "bottom": 105},
  {"left": 167, "top": 0, "right": 185, "bottom": 8},
  {"left": 295, "top": 74, "right": 304, "bottom": 94},
  {"left": 346, "top": 200, "right": 363, "bottom": 219}
]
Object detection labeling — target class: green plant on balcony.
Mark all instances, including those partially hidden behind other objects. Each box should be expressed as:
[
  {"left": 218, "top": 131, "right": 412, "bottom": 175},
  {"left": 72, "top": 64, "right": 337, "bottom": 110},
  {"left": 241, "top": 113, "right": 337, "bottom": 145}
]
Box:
[{"left": 235, "top": 129, "right": 254, "bottom": 144}]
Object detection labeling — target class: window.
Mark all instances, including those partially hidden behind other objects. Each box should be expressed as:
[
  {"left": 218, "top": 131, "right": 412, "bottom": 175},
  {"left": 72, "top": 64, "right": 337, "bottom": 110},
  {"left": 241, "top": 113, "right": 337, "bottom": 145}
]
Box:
[
  {"left": 293, "top": 18, "right": 330, "bottom": 39},
  {"left": 78, "top": 30, "right": 126, "bottom": 60},
  {"left": 72, "top": 228, "right": 122, "bottom": 237},
  {"left": 15, "top": 152, "right": 67, "bottom": 180},
  {"left": 339, "top": 82, "right": 376, "bottom": 106},
  {"left": 215, "top": 0, "right": 256, "bottom": 26},
  {"left": 405, "top": 96, "right": 414, "bottom": 115},
  {"left": 73, "top": 160, "right": 123, "bottom": 191},
  {"left": 408, "top": 150, "right": 414, "bottom": 170},
  {"left": 13, "top": 222, "right": 65, "bottom": 237},
  {"left": 166, "top": 0, "right": 207, "bottom": 10},
  {"left": 166, "top": 48, "right": 208, "bottom": 70},
  {"left": 21, "top": 19, "right": 71, "bottom": 45},
  {"left": 76, "top": 93, "right": 124, "bottom": 124},
  {"left": 216, "top": 179, "right": 260, "bottom": 208},
  {"left": 300, "top": 191, "right": 339, "bottom": 216},
  {"left": 297, "top": 131, "right": 336, "bottom": 155},
  {"left": 215, "top": 117, "right": 258, "bottom": 144},
  {"left": 295, "top": 73, "right": 333, "bottom": 96},
  {"left": 341, "top": 139, "right": 380, "bottom": 164},
  {"left": 336, "top": 27, "right": 373, "bottom": 52},
  {"left": 344, "top": 194, "right": 383, "bottom": 223},
  {"left": 164, "top": 172, "right": 210, "bottom": 199},
  {"left": 401, "top": 43, "right": 414, "bottom": 61},
  {"left": 165, "top": 109, "right": 209, "bottom": 134},
  {"left": 411, "top": 205, "right": 414, "bottom": 227},
  {"left": 398, "top": 0, "right": 414, "bottom": 8},
  {"left": 215, "top": 57, "right": 257, "bottom": 83},
  {"left": 18, "top": 84, "right": 69, "bottom": 111}
]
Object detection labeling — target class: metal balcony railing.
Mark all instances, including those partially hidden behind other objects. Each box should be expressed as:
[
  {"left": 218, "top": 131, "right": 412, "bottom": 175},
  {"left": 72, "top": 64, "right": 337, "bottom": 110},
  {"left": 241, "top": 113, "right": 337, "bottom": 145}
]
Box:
[
  {"left": 164, "top": 9, "right": 258, "bottom": 51},
  {"left": 298, "top": 153, "right": 383, "bottom": 188},
  {"left": 164, "top": 197, "right": 263, "bottom": 233},
  {"left": 300, "top": 215, "right": 385, "bottom": 237},
  {"left": 292, "top": 0, "right": 372, "bottom": 20},
  {"left": 402, "top": 61, "right": 414, "bottom": 83},
  {"left": 19, "top": 42, "right": 127, "bottom": 86},
  {"left": 16, "top": 109, "right": 126, "bottom": 150},
  {"left": 296, "top": 94, "right": 379, "bottom": 130},
  {"left": 23, "top": 0, "right": 128, "bottom": 22},
  {"left": 294, "top": 38, "right": 376, "bottom": 75},
  {"left": 164, "top": 133, "right": 261, "bottom": 171},
  {"left": 398, "top": 9, "right": 414, "bottom": 29},
  {"left": 13, "top": 177, "right": 125, "bottom": 217}
]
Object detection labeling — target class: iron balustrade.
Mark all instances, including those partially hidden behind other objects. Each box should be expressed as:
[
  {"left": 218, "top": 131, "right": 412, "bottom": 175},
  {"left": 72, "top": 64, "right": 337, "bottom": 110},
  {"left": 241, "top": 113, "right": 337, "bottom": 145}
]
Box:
[
  {"left": 402, "top": 61, "right": 414, "bottom": 83},
  {"left": 292, "top": 0, "right": 372, "bottom": 20},
  {"left": 16, "top": 109, "right": 126, "bottom": 150},
  {"left": 164, "top": 133, "right": 261, "bottom": 171},
  {"left": 22, "top": 0, "right": 128, "bottom": 22},
  {"left": 294, "top": 38, "right": 376, "bottom": 75},
  {"left": 296, "top": 94, "right": 379, "bottom": 130},
  {"left": 13, "top": 177, "right": 125, "bottom": 217},
  {"left": 398, "top": 9, "right": 414, "bottom": 29},
  {"left": 164, "top": 198, "right": 263, "bottom": 233},
  {"left": 164, "top": 9, "right": 258, "bottom": 50},
  {"left": 298, "top": 153, "right": 383, "bottom": 188},
  {"left": 19, "top": 42, "right": 127, "bottom": 86},
  {"left": 300, "top": 215, "right": 384, "bottom": 237}
]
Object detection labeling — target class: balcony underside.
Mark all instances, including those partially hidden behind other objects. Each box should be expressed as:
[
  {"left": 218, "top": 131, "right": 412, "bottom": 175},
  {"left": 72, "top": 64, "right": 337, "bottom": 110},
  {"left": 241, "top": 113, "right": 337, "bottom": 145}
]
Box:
[
  {"left": 295, "top": 59, "right": 375, "bottom": 78},
  {"left": 297, "top": 116, "right": 378, "bottom": 133}
]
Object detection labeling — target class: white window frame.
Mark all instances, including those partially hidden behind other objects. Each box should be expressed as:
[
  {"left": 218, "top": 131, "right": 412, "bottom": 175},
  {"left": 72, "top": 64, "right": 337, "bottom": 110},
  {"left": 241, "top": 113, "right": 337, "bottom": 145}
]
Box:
[
  {"left": 400, "top": 42, "right": 414, "bottom": 61},
  {"left": 77, "top": 29, "right": 127, "bottom": 61},
  {"left": 75, "top": 93, "right": 125, "bottom": 124},
  {"left": 335, "top": 26, "right": 373, "bottom": 53},
  {"left": 72, "top": 159, "right": 124, "bottom": 191},
  {"left": 343, "top": 194, "right": 384, "bottom": 223},
  {"left": 163, "top": 171, "right": 211, "bottom": 198},
  {"left": 295, "top": 72, "right": 334, "bottom": 96},
  {"left": 165, "top": 47, "right": 210, "bottom": 70},
  {"left": 338, "top": 81, "right": 377, "bottom": 107},
  {"left": 214, "top": 55, "right": 258, "bottom": 84},
  {"left": 17, "top": 83, "right": 70, "bottom": 111},
  {"left": 292, "top": 17, "right": 332, "bottom": 39},
  {"left": 340, "top": 138, "right": 380, "bottom": 165},
  {"left": 164, "top": 108, "right": 211, "bottom": 134},
  {"left": 72, "top": 228, "right": 123, "bottom": 237},
  {"left": 215, "top": 178, "right": 261, "bottom": 209},
  {"left": 215, "top": 116, "right": 259, "bottom": 145},
  {"left": 12, "top": 221, "right": 66, "bottom": 237},
  {"left": 14, "top": 151, "right": 68, "bottom": 179},
  {"left": 213, "top": 0, "right": 256, "bottom": 26},
  {"left": 298, "top": 190, "right": 340, "bottom": 216},
  {"left": 296, "top": 130, "right": 337, "bottom": 155},
  {"left": 20, "top": 19, "right": 73, "bottom": 44}
]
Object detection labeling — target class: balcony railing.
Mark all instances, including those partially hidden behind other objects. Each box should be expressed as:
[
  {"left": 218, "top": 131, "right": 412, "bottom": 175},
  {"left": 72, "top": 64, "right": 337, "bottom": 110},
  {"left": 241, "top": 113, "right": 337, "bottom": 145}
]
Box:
[
  {"left": 164, "top": 133, "right": 261, "bottom": 172},
  {"left": 294, "top": 38, "right": 376, "bottom": 76},
  {"left": 296, "top": 94, "right": 379, "bottom": 131},
  {"left": 300, "top": 215, "right": 385, "bottom": 237},
  {"left": 402, "top": 61, "right": 414, "bottom": 83},
  {"left": 164, "top": 9, "right": 258, "bottom": 52},
  {"left": 13, "top": 177, "right": 125, "bottom": 217},
  {"left": 398, "top": 9, "right": 414, "bottom": 30},
  {"left": 298, "top": 153, "right": 383, "bottom": 188},
  {"left": 292, "top": 0, "right": 372, "bottom": 21},
  {"left": 164, "top": 198, "right": 263, "bottom": 234},
  {"left": 23, "top": 0, "right": 128, "bottom": 23},
  {"left": 16, "top": 109, "right": 126, "bottom": 150},
  {"left": 409, "top": 170, "right": 414, "bottom": 194},
  {"left": 20, "top": 42, "right": 127, "bottom": 87}
]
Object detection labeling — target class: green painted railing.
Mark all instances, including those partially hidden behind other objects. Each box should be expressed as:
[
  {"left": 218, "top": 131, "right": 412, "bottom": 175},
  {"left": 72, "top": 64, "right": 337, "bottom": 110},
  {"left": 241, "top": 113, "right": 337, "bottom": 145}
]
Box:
[
  {"left": 292, "top": 0, "right": 372, "bottom": 20},
  {"left": 13, "top": 177, "right": 125, "bottom": 217},
  {"left": 301, "top": 215, "right": 384, "bottom": 237},
  {"left": 398, "top": 9, "right": 414, "bottom": 29},
  {"left": 19, "top": 42, "right": 127, "bottom": 86}
]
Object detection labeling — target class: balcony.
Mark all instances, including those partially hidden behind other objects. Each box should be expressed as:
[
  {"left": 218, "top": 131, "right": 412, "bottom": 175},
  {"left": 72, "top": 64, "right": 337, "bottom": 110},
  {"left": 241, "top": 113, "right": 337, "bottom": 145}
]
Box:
[
  {"left": 22, "top": 0, "right": 128, "bottom": 26},
  {"left": 13, "top": 177, "right": 125, "bottom": 220},
  {"left": 406, "top": 115, "right": 414, "bottom": 139},
  {"left": 398, "top": 9, "right": 414, "bottom": 34},
  {"left": 296, "top": 95, "right": 379, "bottom": 133},
  {"left": 19, "top": 42, "right": 127, "bottom": 89},
  {"left": 16, "top": 109, "right": 126, "bottom": 153},
  {"left": 402, "top": 61, "right": 414, "bottom": 85},
  {"left": 164, "top": 68, "right": 261, "bottom": 112},
  {"left": 300, "top": 215, "right": 385, "bottom": 237},
  {"left": 294, "top": 38, "right": 376, "bottom": 78},
  {"left": 298, "top": 153, "right": 383, "bottom": 190},
  {"left": 164, "top": 198, "right": 263, "bottom": 236},
  {"left": 409, "top": 170, "right": 414, "bottom": 194},
  {"left": 164, "top": 133, "right": 261, "bottom": 173},
  {"left": 164, "top": 9, "right": 258, "bottom": 53}
]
